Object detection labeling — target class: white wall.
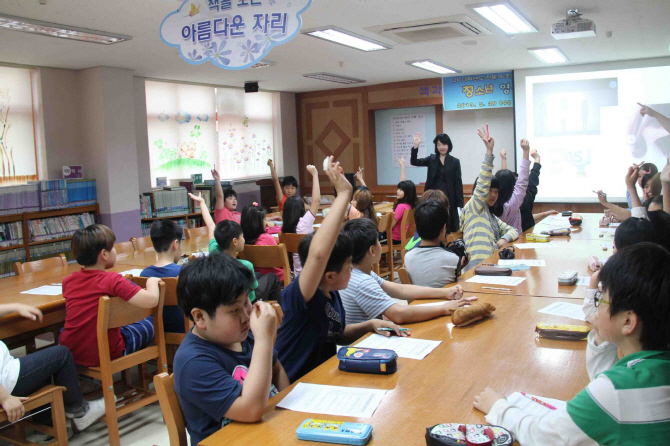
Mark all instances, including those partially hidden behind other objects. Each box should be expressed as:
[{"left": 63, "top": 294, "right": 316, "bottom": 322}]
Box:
[{"left": 134, "top": 77, "right": 152, "bottom": 193}]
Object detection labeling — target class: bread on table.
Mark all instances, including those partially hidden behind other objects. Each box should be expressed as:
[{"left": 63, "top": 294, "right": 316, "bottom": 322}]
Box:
[{"left": 452, "top": 302, "right": 496, "bottom": 327}]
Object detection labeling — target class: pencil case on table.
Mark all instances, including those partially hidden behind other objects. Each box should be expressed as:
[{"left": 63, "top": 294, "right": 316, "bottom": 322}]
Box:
[
  {"left": 526, "top": 233, "right": 550, "bottom": 242},
  {"left": 426, "top": 423, "right": 514, "bottom": 446},
  {"left": 542, "top": 228, "right": 571, "bottom": 236},
  {"left": 536, "top": 323, "right": 590, "bottom": 340},
  {"left": 587, "top": 255, "right": 603, "bottom": 272},
  {"left": 569, "top": 214, "right": 583, "bottom": 226},
  {"left": 337, "top": 347, "right": 397, "bottom": 375},
  {"left": 474, "top": 266, "right": 511, "bottom": 276}
]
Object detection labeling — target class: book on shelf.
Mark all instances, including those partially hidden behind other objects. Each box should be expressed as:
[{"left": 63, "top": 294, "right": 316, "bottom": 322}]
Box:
[
  {"left": 28, "top": 180, "right": 69, "bottom": 211},
  {"left": 0, "top": 247, "right": 27, "bottom": 279},
  {"left": 194, "top": 184, "right": 214, "bottom": 213},
  {"left": 203, "top": 180, "right": 233, "bottom": 189},
  {"left": 0, "top": 221, "right": 23, "bottom": 248},
  {"left": 65, "top": 179, "right": 97, "bottom": 207},
  {"left": 28, "top": 213, "right": 96, "bottom": 242},
  {"left": 140, "top": 193, "right": 154, "bottom": 218},
  {"left": 146, "top": 188, "right": 190, "bottom": 218},
  {"left": 0, "top": 184, "right": 40, "bottom": 215},
  {"left": 29, "top": 240, "right": 73, "bottom": 262}
]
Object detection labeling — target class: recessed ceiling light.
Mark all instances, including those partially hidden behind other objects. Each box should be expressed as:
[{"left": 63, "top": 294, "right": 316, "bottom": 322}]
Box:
[
  {"left": 406, "top": 60, "right": 460, "bottom": 75},
  {"left": 303, "top": 73, "right": 366, "bottom": 84},
  {"left": 303, "top": 26, "right": 391, "bottom": 52},
  {"left": 0, "top": 13, "right": 131, "bottom": 44},
  {"left": 469, "top": 2, "right": 537, "bottom": 34},
  {"left": 250, "top": 60, "right": 276, "bottom": 69},
  {"left": 528, "top": 47, "right": 569, "bottom": 64}
]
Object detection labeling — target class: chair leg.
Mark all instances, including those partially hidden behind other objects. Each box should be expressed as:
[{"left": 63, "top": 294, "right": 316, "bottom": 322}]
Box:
[
  {"left": 139, "top": 363, "right": 148, "bottom": 390},
  {"left": 51, "top": 389, "right": 69, "bottom": 446},
  {"left": 102, "top": 374, "right": 121, "bottom": 446},
  {"left": 387, "top": 252, "right": 394, "bottom": 283}
]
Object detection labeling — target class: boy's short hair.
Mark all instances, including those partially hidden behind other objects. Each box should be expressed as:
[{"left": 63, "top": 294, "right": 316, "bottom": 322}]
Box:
[
  {"left": 281, "top": 175, "right": 298, "bottom": 189},
  {"left": 341, "top": 219, "right": 379, "bottom": 264},
  {"left": 420, "top": 189, "right": 450, "bottom": 210},
  {"left": 298, "top": 231, "right": 353, "bottom": 274},
  {"left": 648, "top": 210, "right": 670, "bottom": 251},
  {"left": 177, "top": 253, "right": 254, "bottom": 321},
  {"left": 214, "top": 220, "right": 243, "bottom": 251},
  {"left": 223, "top": 189, "right": 237, "bottom": 201},
  {"left": 71, "top": 224, "right": 116, "bottom": 266},
  {"left": 150, "top": 219, "right": 183, "bottom": 253},
  {"left": 614, "top": 217, "right": 656, "bottom": 250},
  {"left": 415, "top": 200, "right": 449, "bottom": 241},
  {"left": 599, "top": 242, "right": 670, "bottom": 351}
]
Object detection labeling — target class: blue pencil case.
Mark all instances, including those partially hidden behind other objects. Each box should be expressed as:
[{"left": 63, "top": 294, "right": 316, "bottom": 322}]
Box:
[
  {"left": 337, "top": 347, "right": 397, "bottom": 375},
  {"left": 296, "top": 419, "right": 373, "bottom": 445}
]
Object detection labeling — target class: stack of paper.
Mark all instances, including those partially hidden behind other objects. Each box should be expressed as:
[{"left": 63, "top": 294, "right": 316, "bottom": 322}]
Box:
[
  {"left": 277, "top": 383, "right": 387, "bottom": 418},
  {"left": 355, "top": 334, "right": 441, "bottom": 360},
  {"left": 465, "top": 276, "right": 526, "bottom": 286},
  {"left": 537, "top": 302, "right": 586, "bottom": 321}
]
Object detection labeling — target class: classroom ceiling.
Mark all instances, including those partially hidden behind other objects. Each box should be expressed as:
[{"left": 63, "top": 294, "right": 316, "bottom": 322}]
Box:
[{"left": 0, "top": 0, "right": 668, "bottom": 93}]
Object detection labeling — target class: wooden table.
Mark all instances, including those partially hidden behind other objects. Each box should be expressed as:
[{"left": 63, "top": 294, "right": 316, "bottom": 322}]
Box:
[
  {"left": 526, "top": 213, "right": 615, "bottom": 242},
  {"left": 201, "top": 293, "right": 590, "bottom": 445}
]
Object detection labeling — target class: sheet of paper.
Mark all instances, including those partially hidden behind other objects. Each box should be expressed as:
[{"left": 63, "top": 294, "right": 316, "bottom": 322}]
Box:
[
  {"left": 537, "top": 302, "right": 586, "bottom": 321},
  {"left": 415, "top": 302, "right": 449, "bottom": 307},
  {"left": 513, "top": 243, "right": 558, "bottom": 249},
  {"left": 575, "top": 276, "right": 590, "bottom": 286},
  {"left": 355, "top": 333, "right": 441, "bottom": 360},
  {"left": 507, "top": 392, "right": 566, "bottom": 417},
  {"left": 313, "top": 223, "right": 322, "bottom": 228},
  {"left": 120, "top": 269, "right": 145, "bottom": 277},
  {"left": 498, "top": 259, "right": 546, "bottom": 267},
  {"left": 20, "top": 285, "right": 62, "bottom": 296},
  {"left": 465, "top": 275, "right": 526, "bottom": 286},
  {"left": 276, "top": 383, "right": 387, "bottom": 418}
]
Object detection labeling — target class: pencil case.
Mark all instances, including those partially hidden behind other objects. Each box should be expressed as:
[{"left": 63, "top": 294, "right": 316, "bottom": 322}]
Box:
[
  {"left": 297, "top": 419, "right": 372, "bottom": 445},
  {"left": 542, "top": 228, "right": 571, "bottom": 236},
  {"left": 337, "top": 347, "right": 397, "bottom": 375},
  {"left": 569, "top": 214, "right": 583, "bottom": 226},
  {"left": 535, "top": 323, "right": 590, "bottom": 340},
  {"left": 587, "top": 256, "right": 603, "bottom": 272},
  {"left": 426, "top": 423, "right": 514, "bottom": 446},
  {"left": 561, "top": 211, "right": 573, "bottom": 217},
  {"left": 525, "top": 233, "right": 550, "bottom": 242},
  {"left": 474, "top": 266, "right": 511, "bottom": 276}
]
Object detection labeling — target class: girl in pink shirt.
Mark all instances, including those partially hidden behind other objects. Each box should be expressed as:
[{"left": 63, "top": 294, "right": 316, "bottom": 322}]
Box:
[
  {"left": 391, "top": 157, "right": 417, "bottom": 244},
  {"left": 241, "top": 204, "right": 284, "bottom": 282}
]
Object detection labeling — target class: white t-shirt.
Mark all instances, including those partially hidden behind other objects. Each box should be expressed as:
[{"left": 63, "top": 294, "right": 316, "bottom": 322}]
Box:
[
  {"left": 0, "top": 341, "right": 21, "bottom": 393},
  {"left": 292, "top": 211, "right": 316, "bottom": 275}
]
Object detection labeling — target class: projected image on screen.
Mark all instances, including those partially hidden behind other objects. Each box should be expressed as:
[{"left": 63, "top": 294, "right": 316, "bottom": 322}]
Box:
[{"left": 516, "top": 65, "right": 670, "bottom": 202}]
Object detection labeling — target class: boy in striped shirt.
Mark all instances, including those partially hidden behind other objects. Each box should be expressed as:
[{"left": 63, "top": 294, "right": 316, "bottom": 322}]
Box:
[{"left": 474, "top": 242, "right": 670, "bottom": 445}]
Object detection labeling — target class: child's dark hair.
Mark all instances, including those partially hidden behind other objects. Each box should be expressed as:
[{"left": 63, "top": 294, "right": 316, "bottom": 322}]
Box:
[
  {"left": 352, "top": 187, "right": 377, "bottom": 223},
  {"left": 223, "top": 188, "right": 237, "bottom": 201},
  {"left": 282, "top": 196, "right": 306, "bottom": 234},
  {"left": 281, "top": 175, "right": 298, "bottom": 190},
  {"left": 599, "top": 242, "right": 670, "bottom": 351},
  {"left": 433, "top": 133, "right": 453, "bottom": 154},
  {"left": 150, "top": 219, "right": 183, "bottom": 253},
  {"left": 648, "top": 210, "right": 670, "bottom": 251},
  {"left": 644, "top": 195, "right": 663, "bottom": 211},
  {"left": 241, "top": 204, "right": 266, "bottom": 245},
  {"left": 473, "top": 176, "right": 500, "bottom": 193},
  {"left": 491, "top": 169, "right": 516, "bottom": 217},
  {"left": 177, "top": 253, "right": 254, "bottom": 321},
  {"left": 394, "top": 180, "right": 417, "bottom": 211},
  {"left": 415, "top": 200, "right": 449, "bottom": 241},
  {"left": 640, "top": 163, "right": 658, "bottom": 181},
  {"left": 421, "top": 189, "right": 450, "bottom": 208},
  {"left": 72, "top": 224, "right": 116, "bottom": 266},
  {"left": 214, "top": 220, "right": 243, "bottom": 251},
  {"left": 614, "top": 217, "right": 657, "bottom": 250},
  {"left": 298, "top": 231, "right": 353, "bottom": 274},
  {"left": 342, "top": 219, "right": 379, "bottom": 264}
]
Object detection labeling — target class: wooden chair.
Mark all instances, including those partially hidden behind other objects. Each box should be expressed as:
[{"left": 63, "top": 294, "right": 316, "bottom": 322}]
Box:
[
  {"left": 376, "top": 213, "right": 394, "bottom": 282},
  {"left": 185, "top": 226, "right": 208, "bottom": 240},
  {"left": 391, "top": 209, "right": 415, "bottom": 264},
  {"left": 113, "top": 240, "right": 136, "bottom": 258},
  {"left": 154, "top": 373, "right": 187, "bottom": 446},
  {"left": 13, "top": 253, "right": 67, "bottom": 276},
  {"left": 130, "top": 236, "right": 153, "bottom": 251},
  {"left": 0, "top": 385, "right": 68, "bottom": 446},
  {"left": 397, "top": 267, "right": 412, "bottom": 285},
  {"left": 238, "top": 244, "right": 292, "bottom": 288},
  {"left": 278, "top": 232, "right": 307, "bottom": 271},
  {"left": 77, "top": 280, "right": 167, "bottom": 446}
]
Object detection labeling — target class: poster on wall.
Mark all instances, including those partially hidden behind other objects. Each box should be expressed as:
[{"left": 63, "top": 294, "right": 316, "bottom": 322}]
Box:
[
  {"left": 442, "top": 71, "right": 514, "bottom": 111},
  {"left": 160, "top": 0, "right": 312, "bottom": 70},
  {"left": 391, "top": 114, "right": 425, "bottom": 168}
]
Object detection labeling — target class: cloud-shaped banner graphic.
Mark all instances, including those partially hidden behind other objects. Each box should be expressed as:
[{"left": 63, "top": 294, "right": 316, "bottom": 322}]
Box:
[{"left": 160, "top": 0, "right": 312, "bottom": 70}]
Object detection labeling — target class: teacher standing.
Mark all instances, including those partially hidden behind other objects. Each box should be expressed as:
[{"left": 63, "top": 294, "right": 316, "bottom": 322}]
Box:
[{"left": 410, "top": 132, "right": 464, "bottom": 233}]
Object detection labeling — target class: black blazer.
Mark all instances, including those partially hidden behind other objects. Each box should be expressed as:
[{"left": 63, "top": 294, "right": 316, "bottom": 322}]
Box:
[{"left": 410, "top": 148, "right": 464, "bottom": 233}]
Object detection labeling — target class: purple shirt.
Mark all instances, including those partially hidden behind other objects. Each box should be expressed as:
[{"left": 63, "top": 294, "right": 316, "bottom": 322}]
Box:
[{"left": 500, "top": 158, "right": 531, "bottom": 235}]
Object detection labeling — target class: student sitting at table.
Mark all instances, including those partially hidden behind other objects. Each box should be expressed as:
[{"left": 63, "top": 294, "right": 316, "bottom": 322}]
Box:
[
  {"left": 461, "top": 126, "right": 518, "bottom": 266},
  {"left": 60, "top": 224, "right": 160, "bottom": 367},
  {"left": 173, "top": 254, "right": 290, "bottom": 445},
  {"left": 404, "top": 200, "right": 466, "bottom": 288},
  {"left": 268, "top": 158, "right": 298, "bottom": 212},
  {"left": 405, "top": 189, "right": 450, "bottom": 251},
  {"left": 275, "top": 158, "right": 405, "bottom": 383},
  {"left": 490, "top": 139, "right": 531, "bottom": 235},
  {"left": 211, "top": 168, "right": 241, "bottom": 224},
  {"left": 390, "top": 157, "right": 417, "bottom": 245},
  {"left": 346, "top": 186, "right": 377, "bottom": 224},
  {"left": 241, "top": 203, "right": 284, "bottom": 283},
  {"left": 282, "top": 164, "right": 320, "bottom": 276},
  {"left": 0, "top": 303, "right": 106, "bottom": 435},
  {"left": 339, "top": 218, "right": 470, "bottom": 325},
  {"left": 475, "top": 242, "right": 670, "bottom": 446},
  {"left": 140, "top": 219, "right": 186, "bottom": 333},
  {"left": 190, "top": 191, "right": 281, "bottom": 303}
]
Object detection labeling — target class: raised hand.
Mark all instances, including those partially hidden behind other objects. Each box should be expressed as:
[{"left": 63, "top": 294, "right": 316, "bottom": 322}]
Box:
[
  {"left": 324, "top": 156, "right": 352, "bottom": 195},
  {"left": 595, "top": 190, "right": 608, "bottom": 206},
  {"left": 661, "top": 158, "right": 670, "bottom": 184},
  {"left": 398, "top": 156, "right": 405, "bottom": 167},
  {"left": 306, "top": 164, "right": 318, "bottom": 176},
  {"left": 188, "top": 192, "right": 205, "bottom": 205},
  {"left": 520, "top": 138, "right": 530, "bottom": 153},
  {"left": 531, "top": 149, "right": 540, "bottom": 163},
  {"left": 638, "top": 103, "right": 658, "bottom": 118},
  {"left": 625, "top": 166, "right": 639, "bottom": 189},
  {"left": 249, "top": 301, "right": 277, "bottom": 342},
  {"left": 476, "top": 126, "right": 494, "bottom": 153},
  {"left": 413, "top": 132, "right": 422, "bottom": 148},
  {"left": 211, "top": 168, "right": 220, "bottom": 181},
  {"left": 267, "top": 159, "right": 275, "bottom": 169},
  {"left": 355, "top": 167, "right": 364, "bottom": 181},
  {"left": 500, "top": 149, "right": 507, "bottom": 159}
]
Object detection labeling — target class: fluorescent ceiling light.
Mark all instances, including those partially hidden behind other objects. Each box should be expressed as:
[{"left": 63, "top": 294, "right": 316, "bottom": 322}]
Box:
[
  {"left": 303, "top": 73, "right": 366, "bottom": 84},
  {"left": 0, "top": 13, "right": 131, "bottom": 44},
  {"left": 250, "top": 60, "right": 276, "bottom": 69},
  {"left": 303, "top": 27, "right": 391, "bottom": 52},
  {"left": 469, "top": 2, "right": 536, "bottom": 34},
  {"left": 406, "top": 60, "right": 460, "bottom": 75},
  {"left": 528, "top": 47, "right": 569, "bottom": 64}
]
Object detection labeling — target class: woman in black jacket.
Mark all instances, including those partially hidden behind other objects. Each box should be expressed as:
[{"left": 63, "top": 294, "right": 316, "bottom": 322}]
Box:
[{"left": 410, "top": 132, "right": 464, "bottom": 233}]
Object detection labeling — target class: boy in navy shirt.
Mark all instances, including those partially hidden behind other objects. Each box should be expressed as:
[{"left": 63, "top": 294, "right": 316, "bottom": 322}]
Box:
[
  {"left": 275, "top": 157, "right": 406, "bottom": 382},
  {"left": 173, "top": 254, "right": 289, "bottom": 445}
]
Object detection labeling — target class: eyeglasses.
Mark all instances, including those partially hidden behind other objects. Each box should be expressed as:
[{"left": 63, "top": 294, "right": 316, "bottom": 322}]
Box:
[{"left": 594, "top": 290, "right": 610, "bottom": 308}]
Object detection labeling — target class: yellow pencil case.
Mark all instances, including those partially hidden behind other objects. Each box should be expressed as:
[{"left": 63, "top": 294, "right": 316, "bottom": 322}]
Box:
[
  {"left": 526, "top": 233, "right": 550, "bottom": 242},
  {"left": 536, "top": 323, "right": 590, "bottom": 340}
]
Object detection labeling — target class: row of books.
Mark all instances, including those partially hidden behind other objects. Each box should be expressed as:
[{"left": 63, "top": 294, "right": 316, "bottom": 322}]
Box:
[
  {"left": 0, "top": 247, "right": 26, "bottom": 279},
  {"left": 30, "top": 240, "right": 74, "bottom": 262},
  {"left": 0, "top": 180, "right": 97, "bottom": 215},
  {"left": 0, "top": 222, "right": 23, "bottom": 248},
  {"left": 28, "top": 212, "right": 96, "bottom": 242},
  {"left": 140, "top": 183, "right": 219, "bottom": 219}
]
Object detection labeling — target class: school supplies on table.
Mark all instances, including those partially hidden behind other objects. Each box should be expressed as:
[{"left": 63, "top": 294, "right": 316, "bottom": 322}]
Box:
[
  {"left": 20, "top": 285, "right": 63, "bottom": 296},
  {"left": 506, "top": 392, "right": 566, "bottom": 416},
  {"left": 535, "top": 323, "right": 590, "bottom": 340},
  {"left": 451, "top": 302, "right": 496, "bottom": 327},
  {"left": 466, "top": 275, "right": 526, "bottom": 286},
  {"left": 355, "top": 334, "right": 441, "bottom": 360},
  {"left": 498, "top": 259, "right": 546, "bottom": 267},
  {"left": 525, "top": 233, "right": 550, "bottom": 242},
  {"left": 481, "top": 286, "right": 512, "bottom": 292},
  {"left": 569, "top": 214, "right": 583, "bottom": 226},
  {"left": 296, "top": 419, "right": 373, "bottom": 446},
  {"left": 557, "top": 270, "right": 578, "bottom": 285},
  {"left": 337, "top": 347, "right": 397, "bottom": 375},
  {"left": 537, "top": 302, "right": 587, "bottom": 321},
  {"left": 277, "top": 383, "right": 387, "bottom": 418},
  {"left": 542, "top": 228, "right": 571, "bottom": 236},
  {"left": 426, "top": 423, "right": 514, "bottom": 446},
  {"left": 474, "top": 266, "right": 512, "bottom": 276}
]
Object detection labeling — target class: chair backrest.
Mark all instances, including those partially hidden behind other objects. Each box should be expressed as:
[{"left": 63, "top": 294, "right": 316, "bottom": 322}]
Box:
[
  {"left": 238, "top": 244, "right": 291, "bottom": 287},
  {"left": 397, "top": 267, "right": 412, "bottom": 285},
  {"left": 114, "top": 240, "right": 136, "bottom": 258},
  {"left": 266, "top": 212, "right": 282, "bottom": 220},
  {"left": 277, "top": 232, "right": 307, "bottom": 255},
  {"left": 14, "top": 253, "right": 67, "bottom": 275},
  {"left": 185, "top": 226, "right": 208, "bottom": 240},
  {"left": 154, "top": 373, "right": 187, "bottom": 446},
  {"left": 376, "top": 212, "right": 392, "bottom": 234},
  {"left": 131, "top": 236, "right": 153, "bottom": 251},
  {"left": 400, "top": 209, "right": 416, "bottom": 247}
]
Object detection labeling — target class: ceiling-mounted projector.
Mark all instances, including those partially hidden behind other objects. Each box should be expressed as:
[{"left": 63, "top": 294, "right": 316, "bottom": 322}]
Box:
[{"left": 551, "top": 9, "right": 596, "bottom": 39}]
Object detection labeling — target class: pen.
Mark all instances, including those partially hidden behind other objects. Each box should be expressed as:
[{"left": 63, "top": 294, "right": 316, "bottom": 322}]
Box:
[
  {"left": 481, "top": 263, "right": 498, "bottom": 266},
  {"left": 376, "top": 327, "right": 410, "bottom": 332},
  {"left": 482, "top": 286, "right": 512, "bottom": 292},
  {"left": 521, "top": 392, "right": 557, "bottom": 410}
]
